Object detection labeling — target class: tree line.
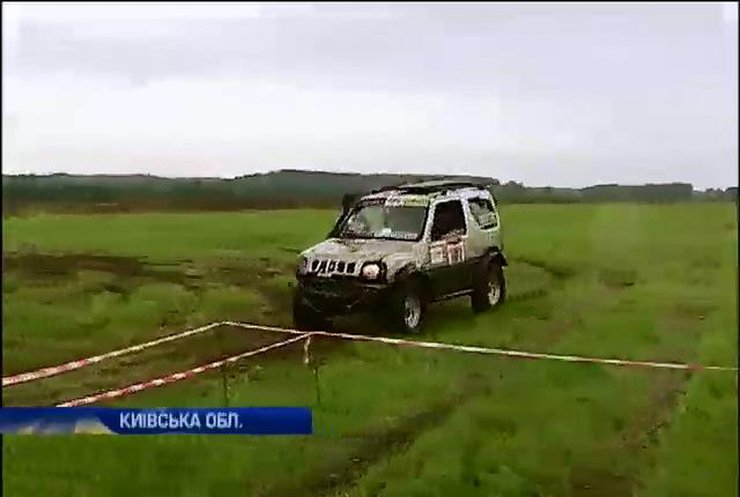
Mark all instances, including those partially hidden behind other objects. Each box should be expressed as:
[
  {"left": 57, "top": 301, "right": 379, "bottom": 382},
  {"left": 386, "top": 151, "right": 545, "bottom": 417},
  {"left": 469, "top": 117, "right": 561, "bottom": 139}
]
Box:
[{"left": 2, "top": 170, "right": 736, "bottom": 215}]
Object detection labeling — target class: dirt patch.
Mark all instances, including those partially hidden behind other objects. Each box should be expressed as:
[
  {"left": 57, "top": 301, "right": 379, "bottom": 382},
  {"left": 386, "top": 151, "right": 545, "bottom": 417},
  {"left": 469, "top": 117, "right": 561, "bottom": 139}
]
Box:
[
  {"left": 598, "top": 268, "right": 638, "bottom": 289},
  {"left": 541, "top": 317, "right": 580, "bottom": 348},
  {"left": 211, "top": 263, "right": 292, "bottom": 288},
  {"left": 511, "top": 257, "right": 577, "bottom": 281},
  {"left": 4, "top": 252, "right": 561, "bottom": 331},
  {"left": 568, "top": 370, "right": 691, "bottom": 497},
  {"left": 569, "top": 468, "right": 633, "bottom": 497},
  {"left": 3, "top": 252, "right": 295, "bottom": 302},
  {"left": 508, "top": 286, "right": 549, "bottom": 303},
  {"left": 616, "top": 371, "right": 690, "bottom": 455},
  {"left": 670, "top": 301, "right": 715, "bottom": 322},
  {"left": 5, "top": 252, "right": 143, "bottom": 276},
  {"left": 3, "top": 252, "right": 192, "bottom": 285},
  {"left": 3, "top": 252, "right": 292, "bottom": 281}
]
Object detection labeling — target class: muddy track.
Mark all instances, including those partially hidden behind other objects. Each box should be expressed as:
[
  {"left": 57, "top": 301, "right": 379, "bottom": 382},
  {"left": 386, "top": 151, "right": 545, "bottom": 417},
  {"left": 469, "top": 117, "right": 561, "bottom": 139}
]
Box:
[
  {"left": 3, "top": 252, "right": 295, "bottom": 299},
  {"left": 261, "top": 374, "right": 494, "bottom": 497},
  {"left": 568, "top": 371, "right": 692, "bottom": 497},
  {"left": 509, "top": 256, "right": 578, "bottom": 281},
  {"left": 3, "top": 251, "right": 291, "bottom": 278},
  {"left": 4, "top": 252, "right": 188, "bottom": 281},
  {"left": 504, "top": 256, "right": 577, "bottom": 304},
  {"left": 567, "top": 305, "right": 705, "bottom": 496},
  {"left": 4, "top": 252, "right": 563, "bottom": 310}
]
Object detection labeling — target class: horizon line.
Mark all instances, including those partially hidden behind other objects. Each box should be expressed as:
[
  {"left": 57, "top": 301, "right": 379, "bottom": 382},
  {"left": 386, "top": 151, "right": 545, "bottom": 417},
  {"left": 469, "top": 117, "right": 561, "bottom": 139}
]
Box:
[{"left": 1, "top": 169, "right": 737, "bottom": 191}]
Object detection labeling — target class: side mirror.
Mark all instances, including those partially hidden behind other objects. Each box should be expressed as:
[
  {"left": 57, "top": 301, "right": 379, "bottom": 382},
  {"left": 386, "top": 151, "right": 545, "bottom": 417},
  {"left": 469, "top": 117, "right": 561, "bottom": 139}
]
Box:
[
  {"left": 329, "top": 194, "right": 360, "bottom": 238},
  {"left": 342, "top": 193, "right": 360, "bottom": 213}
]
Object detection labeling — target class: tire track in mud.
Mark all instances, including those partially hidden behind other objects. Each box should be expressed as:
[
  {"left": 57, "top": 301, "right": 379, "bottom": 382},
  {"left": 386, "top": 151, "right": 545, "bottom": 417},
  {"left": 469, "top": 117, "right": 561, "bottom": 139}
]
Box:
[
  {"left": 508, "top": 256, "right": 578, "bottom": 281},
  {"left": 566, "top": 308, "right": 705, "bottom": 496},
  {"left": 2, "top": 252, "right": 294, "bottom": 294},
  {"left": 3, "top": 251, "right": 567, "bottom": 321},
  {"left": 568, "top": 370, "right": 692, "bottom": 497},
  {"left": 504, "top": 257, "right": 576, "bottom": 304},
  {"left": 260, "top": 374, "right": 495, "bottom": 497}
]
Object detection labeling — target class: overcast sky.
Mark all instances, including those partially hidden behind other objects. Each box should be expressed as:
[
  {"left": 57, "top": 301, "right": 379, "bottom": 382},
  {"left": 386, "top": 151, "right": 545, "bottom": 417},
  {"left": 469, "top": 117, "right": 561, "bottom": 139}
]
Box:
[{"left": 2, "top": 2, "right": 738, "bottom": 188}]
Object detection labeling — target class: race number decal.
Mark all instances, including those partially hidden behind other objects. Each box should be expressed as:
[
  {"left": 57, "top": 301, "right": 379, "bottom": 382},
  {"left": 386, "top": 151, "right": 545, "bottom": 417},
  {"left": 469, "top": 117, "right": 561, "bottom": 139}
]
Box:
[
  {"left": 430, "top": 240, "right": 465, "bottom": 266},
  {"left": 447, "top": 241, "right": 465, "bottom": 265}
]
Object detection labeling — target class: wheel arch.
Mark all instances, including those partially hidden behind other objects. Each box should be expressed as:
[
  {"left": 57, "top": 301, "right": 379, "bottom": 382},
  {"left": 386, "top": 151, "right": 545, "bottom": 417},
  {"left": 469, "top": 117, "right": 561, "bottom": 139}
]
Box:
[
  {"left": 485, "top": 246, "right": 508, "bottom": 267},
  {"left": 393, "top": 263, "right": 432, "bottom": 304}
]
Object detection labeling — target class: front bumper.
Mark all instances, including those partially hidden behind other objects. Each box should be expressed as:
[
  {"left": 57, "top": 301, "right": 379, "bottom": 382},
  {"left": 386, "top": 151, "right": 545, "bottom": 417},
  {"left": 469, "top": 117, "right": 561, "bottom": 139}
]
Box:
[{"left": 295, "top": 275, "right": 391, "bottom": 315}]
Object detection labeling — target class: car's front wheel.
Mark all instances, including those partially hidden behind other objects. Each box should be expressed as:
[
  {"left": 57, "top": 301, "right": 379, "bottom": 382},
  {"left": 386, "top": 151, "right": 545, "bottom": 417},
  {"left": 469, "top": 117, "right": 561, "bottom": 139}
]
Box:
[
  {"left": 471, "top": 261, "right": 506, "bottom": 313},
  {"left": 387, "top": 280, "right": 425, "bottom": 334}
]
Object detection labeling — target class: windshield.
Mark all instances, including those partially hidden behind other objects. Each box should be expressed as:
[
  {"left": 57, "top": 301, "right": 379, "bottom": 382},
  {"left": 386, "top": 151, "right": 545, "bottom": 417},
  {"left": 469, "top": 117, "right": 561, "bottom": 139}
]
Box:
[{"left": 337, "top": 203, "right": 428, "bottom": 241}]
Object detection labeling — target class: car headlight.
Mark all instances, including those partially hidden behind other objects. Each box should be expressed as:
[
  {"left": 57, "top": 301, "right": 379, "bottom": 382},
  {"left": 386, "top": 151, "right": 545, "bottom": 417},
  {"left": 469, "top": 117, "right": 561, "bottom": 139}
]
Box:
[{"left": 361, "top": 262, "right": 382, "bottom": 280}]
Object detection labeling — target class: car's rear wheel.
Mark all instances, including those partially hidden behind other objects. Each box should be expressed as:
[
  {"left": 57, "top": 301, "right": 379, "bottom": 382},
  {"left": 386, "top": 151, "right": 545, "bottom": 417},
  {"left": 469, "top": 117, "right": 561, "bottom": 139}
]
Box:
[
  {"left": 292, "top": 290, "right": 331, "bottom": 331},
  {"left": 387, "top": 280, "right": 425, "bottom": 334},
  {"left": 471, "top": 261, "right": 506, "bottom": 313}
]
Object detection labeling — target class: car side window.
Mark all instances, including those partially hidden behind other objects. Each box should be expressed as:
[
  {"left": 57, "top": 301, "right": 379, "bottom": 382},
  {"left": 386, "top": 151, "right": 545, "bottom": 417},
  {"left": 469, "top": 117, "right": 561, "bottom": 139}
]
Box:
[
  {"left": 430, "top": 200, "right": 467, "bottom": 241},
  {"left": 467, "top": 197, "right": 498, "bottom": 229}
]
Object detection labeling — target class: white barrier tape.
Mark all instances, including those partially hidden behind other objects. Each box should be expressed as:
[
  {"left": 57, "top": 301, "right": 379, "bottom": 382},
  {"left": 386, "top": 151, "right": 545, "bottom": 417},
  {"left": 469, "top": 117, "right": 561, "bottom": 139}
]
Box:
[
  {"left": 10, "top": 316, "right": 738, "bottom": 396},
  {"left": 56, "top": 333, "right": 313, "bottom": 407},
  {"left": 3, "top": 322, "right": 225, "bottom": 387},
  {"left": 223, "top": 321, "right": 738, "bottom": 373}
]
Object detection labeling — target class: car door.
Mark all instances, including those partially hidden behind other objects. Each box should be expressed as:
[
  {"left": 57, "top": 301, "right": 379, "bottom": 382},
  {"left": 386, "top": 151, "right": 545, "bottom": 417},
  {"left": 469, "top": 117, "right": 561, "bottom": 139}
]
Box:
[{"left": 426, "top": 199, "right": 471, "bottom": 297}]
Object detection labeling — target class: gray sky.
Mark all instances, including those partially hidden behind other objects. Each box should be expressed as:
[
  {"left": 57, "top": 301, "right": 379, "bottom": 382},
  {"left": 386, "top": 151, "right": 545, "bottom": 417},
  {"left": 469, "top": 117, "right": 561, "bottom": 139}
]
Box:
[{"left": 2, "top": 2, "right": 738, "bottom": 188}]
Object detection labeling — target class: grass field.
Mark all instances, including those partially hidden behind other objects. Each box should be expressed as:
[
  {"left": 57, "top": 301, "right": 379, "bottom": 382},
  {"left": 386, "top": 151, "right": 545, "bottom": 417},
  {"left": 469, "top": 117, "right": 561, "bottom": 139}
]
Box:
[{"left": 2, "top": 203, "right": 737, "bottom": 497}]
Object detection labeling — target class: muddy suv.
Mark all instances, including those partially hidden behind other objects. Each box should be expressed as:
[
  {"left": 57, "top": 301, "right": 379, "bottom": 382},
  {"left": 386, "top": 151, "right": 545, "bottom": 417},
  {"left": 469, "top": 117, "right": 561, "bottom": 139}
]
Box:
[{"left": 292, "top": 180, "right": 507, "bottom": 333}]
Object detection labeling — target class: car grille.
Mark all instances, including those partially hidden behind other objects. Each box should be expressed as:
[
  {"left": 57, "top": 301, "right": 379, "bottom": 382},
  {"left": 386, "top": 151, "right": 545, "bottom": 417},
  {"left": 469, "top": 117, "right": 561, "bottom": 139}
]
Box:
[{"left": 308, "top": 258, "right": 358, "bottom": 277}]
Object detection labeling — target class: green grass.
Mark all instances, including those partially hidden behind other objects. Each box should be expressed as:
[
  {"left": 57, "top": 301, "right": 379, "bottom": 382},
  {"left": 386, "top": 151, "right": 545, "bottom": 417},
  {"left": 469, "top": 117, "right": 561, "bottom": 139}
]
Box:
[
  {"left": 2, "top": 210, "right": 331, "bottom": 261},
  {"left": 2, "top": 203, "right": 737, "bottom": 497}
]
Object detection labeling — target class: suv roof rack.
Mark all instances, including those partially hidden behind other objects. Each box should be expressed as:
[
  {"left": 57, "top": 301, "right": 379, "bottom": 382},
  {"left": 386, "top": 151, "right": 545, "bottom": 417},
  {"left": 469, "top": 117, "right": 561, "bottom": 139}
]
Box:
[{"left": 371, "top": 179, "right": 493, "bottom": 196}]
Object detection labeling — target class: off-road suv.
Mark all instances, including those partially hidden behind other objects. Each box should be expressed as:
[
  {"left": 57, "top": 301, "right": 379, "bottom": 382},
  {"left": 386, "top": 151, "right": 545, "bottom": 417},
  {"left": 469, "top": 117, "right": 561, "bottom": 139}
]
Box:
[{"left": 292, "top": 180, "right": 507, "bottom": 333}]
